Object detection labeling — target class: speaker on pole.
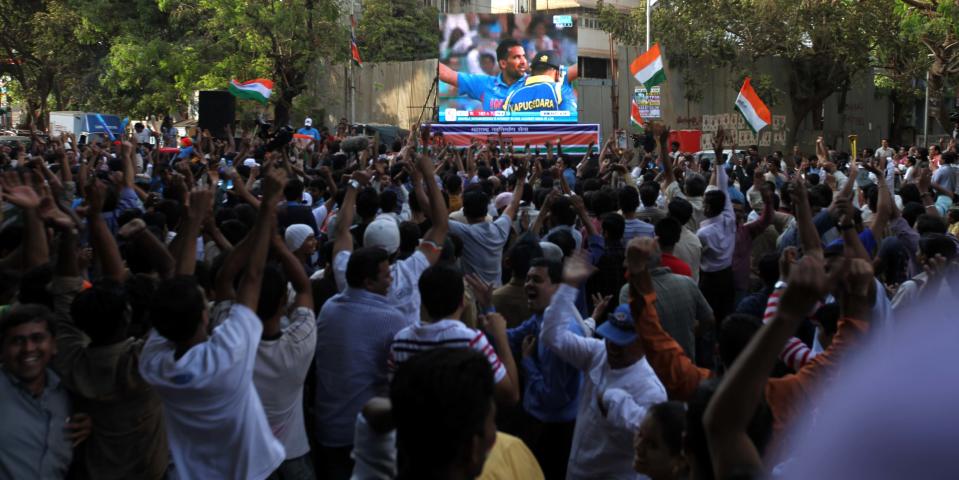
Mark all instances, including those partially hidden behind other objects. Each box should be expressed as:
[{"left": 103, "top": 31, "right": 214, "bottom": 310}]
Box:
[{"left": 198, "top": 90, "right": 236, "bottom": 139}]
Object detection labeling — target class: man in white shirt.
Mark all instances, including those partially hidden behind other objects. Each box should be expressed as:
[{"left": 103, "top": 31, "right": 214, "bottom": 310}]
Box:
[
  {"left": 139, "top": 169, "right": 287, "bottom": 480},
  {"left": 331, "top": 152, "right": 449, "bottom": 321},
  {"left": 697, "top": 133, "right": 737, "bottom": 329},
  {"left": 541, "top": 253, "right": 667, "bottom": 479},
  {"left": 874, "top": 138, "right": 895, "bottom": 162},
  {"left": 242, "top": 233, "right": 317, "bottom": 477}
]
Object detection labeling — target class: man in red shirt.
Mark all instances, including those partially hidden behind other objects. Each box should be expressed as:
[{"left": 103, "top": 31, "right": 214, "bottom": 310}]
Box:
[{"left": 654, "top": 217, "right": 692, "bottom": 277}]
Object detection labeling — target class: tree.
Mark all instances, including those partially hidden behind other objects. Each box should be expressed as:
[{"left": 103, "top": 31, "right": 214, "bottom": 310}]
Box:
[
  {"left": 896, "top": 0, "right": 959, "bottom": 131},
  {"left": 599, "top": 0, "right": 895, "bottom": 147},
  {"left": 87, "top": 0, "right": 345, "bottom": 125},
  {"left": 357, "top": 0, "right": 440, "bottom": 63},
  {"left": 873, "top": 6, "right": 930, "bottom": 143},
  {"left": 0, "top": 0, "right": 106, "bottom": 129}
]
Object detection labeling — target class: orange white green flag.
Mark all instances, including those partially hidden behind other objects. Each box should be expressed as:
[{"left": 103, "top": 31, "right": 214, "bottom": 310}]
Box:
[
  {"left": 229, "top": 78, "right": 273, "bottom": 104},
  {"left": 734, "top": 77, "right": 772, "bottom": 133},
  {"left": 630, "top": 43, "right": 665, "bottom": 91},
  {"left": 630, "top": 99, "right": 645, "bottom": 128}
]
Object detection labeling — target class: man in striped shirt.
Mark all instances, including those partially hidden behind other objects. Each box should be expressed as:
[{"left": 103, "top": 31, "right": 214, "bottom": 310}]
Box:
[{"left": 388, "top": 264, "right": 520, "bottom": 406}]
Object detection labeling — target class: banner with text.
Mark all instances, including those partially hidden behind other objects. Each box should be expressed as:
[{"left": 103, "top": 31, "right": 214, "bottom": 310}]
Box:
[{"left": 429, "top": 123, "right": 600, "bottom": 155}]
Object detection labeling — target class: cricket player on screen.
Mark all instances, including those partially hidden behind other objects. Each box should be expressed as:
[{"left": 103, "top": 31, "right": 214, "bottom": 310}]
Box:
[
  {"left": 501, "top": 51, "right": 577, "bottom": 115},
  {"left": 439, "top": 40, "right": 578, "bottom": 112}
]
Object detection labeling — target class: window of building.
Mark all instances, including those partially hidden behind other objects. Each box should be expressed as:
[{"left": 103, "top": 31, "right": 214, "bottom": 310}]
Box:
[{"left": 579, "top": 57, "right": 609, "bottom": 79}]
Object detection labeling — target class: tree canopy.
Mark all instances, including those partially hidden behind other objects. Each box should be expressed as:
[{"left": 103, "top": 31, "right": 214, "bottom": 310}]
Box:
[{"left": 356, "top": 0, "right": 440, "bottom": 63}]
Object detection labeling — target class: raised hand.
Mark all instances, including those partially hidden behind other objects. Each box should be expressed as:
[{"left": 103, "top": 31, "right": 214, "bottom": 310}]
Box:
[
  {"left": 562, "top": 251, "right": 597, "bottom": 286},
  {"left": 841, "top": 258, "right": 874, "bottom": 298},
  {"left": 261, "top": 168, "right": 287, "bottom": 202},
  {"left": 85, "top": 180, "right": 107, "bottom": 215},
  {"left": 0, "top": 173, "right": 41, "bottom": 210},
  {"left": 479, "top": 312, "right": 507, "bottom": 336},
  {"left": 351, "top": 169, "right": 372, "bottom": 186},
  {"left": 591, "top": 293, "right": 613, "bottom": 321},
  {"left": 778, "top": 255, "right": 832, "bottom": 318},
  {"left": 188, "top": 188, "right": 214, "bottom": 222},
  {"left": 465, "top": 273, "right": 494, "bottom": 310},
  {"left": 37, "top": 184, "right": 75, "bottom": 230},
  {"left": 712, "top": 127, "right": 725, "bottom": 156}
]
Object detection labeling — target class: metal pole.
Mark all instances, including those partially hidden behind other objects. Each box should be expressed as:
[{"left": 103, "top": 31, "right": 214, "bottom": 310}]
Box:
[
  {"left": 349, "top": 0, "right": 356, "bottom": 123},
  {"left": 923, "top": 70, "right": 930, "bottom": 147},
  {"left": 645, "top": 0, "right": 651, "bottom": 51}
]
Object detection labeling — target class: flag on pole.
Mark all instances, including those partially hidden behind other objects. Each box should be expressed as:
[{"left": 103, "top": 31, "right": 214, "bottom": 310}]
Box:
[
  {"left": 630, "top": 99, "right": 645, "bottom": 128},
  {"left": 350, "top": 15, "right": 363, "bottom": 67},
  {"left": 630, "top": 43, "right": 666, "bottom": 91},
  {"left": 229, "top": 78, "right": 273, "bottom": 104},
  {"left": 734, "top": 77, "right": 772, "bottom": 133}
]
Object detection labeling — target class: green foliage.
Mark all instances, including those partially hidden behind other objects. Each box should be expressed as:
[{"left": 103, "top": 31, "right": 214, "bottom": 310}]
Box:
[
  {"left": 2, "top": 0, "right": 346, "bottom": 124},
  {"left": 357, "top": 0, "right": 440, "bottom": 62}
]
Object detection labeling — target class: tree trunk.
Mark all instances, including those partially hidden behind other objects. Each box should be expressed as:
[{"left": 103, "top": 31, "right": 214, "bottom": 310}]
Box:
[
  {"left": 928, "top": 63, "right": 954, "bottom": 132},
  {"left": 273, "top": 91, "right": 293, "bottom": 127}
]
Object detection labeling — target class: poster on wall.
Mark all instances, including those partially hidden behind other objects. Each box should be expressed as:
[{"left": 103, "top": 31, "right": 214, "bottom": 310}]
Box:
[{"left": 633, "top": 86, "right": 661, "bottom": 120}]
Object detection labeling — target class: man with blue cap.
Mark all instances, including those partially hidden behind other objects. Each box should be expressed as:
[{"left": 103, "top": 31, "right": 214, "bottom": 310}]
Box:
[{"left": 540, "top": 251, "right": 666, "bottom": 479}]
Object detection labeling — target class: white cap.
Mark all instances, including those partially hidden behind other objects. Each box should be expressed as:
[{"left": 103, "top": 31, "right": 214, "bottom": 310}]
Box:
[
  {"left": 363, "top": 218, "right": 401, "bottom": 254},
  {"left": 284, "top": 224, "right": 314, "bottom": 252},
  {"left": 304, "top": 117, "right": 313, "bottom": 127},
  {"left": 302, "top": 191, "right": 313, "bottom": 205},
  {"left": 243, "top": 158, "right": 258, "bottom": 168}
]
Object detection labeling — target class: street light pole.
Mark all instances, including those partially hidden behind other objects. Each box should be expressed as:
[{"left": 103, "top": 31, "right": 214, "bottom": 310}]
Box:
[
  {"left": 923, "top": 70, "right": 930, "bottom": 147},
  {"left": 646, "top": 0, "right": 651, "bottom": 51}
]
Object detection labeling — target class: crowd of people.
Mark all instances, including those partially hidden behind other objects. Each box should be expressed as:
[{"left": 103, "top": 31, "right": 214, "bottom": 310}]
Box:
[{"left": 1, "top": 115, "right": 958, "bottom": 480}]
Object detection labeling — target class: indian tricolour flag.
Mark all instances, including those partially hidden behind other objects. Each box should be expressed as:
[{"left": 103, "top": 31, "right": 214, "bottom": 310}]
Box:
[
  {"left": 630, "top": 99, "right": 645, "bottom": 128},
  {"left": 229, "top": 78, "right": 273, "bottom": 104},
  {"left": 734, "top": 77, "right": 772, "bottom": 133},
  {"left": 630, "top": 43, "right": 665, "bottom": 91}
]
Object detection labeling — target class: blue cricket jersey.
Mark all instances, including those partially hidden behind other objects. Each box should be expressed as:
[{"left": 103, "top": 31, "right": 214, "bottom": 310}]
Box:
[
  {"left": 501, "top": 75, "right": 577, "bottom": 114},
  {"left": 456, "top": 72, "right": 522, "bottom": 111}
]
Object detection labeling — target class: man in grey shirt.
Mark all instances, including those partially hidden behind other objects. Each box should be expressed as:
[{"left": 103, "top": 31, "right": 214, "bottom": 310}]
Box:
[
  {"left": 618, "top": 259, "right": 713, "bottom": 359},
  {"left": 1, "top": 304, "right": 90, "bottom": 479},
  {"left": 449, "top": 167, "right": 525, "bottom": 287}
]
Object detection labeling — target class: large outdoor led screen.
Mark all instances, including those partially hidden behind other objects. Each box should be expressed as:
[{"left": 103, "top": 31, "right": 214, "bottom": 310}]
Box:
[{"left": 438, "top": 13, "right": 578, "bottom": 123}]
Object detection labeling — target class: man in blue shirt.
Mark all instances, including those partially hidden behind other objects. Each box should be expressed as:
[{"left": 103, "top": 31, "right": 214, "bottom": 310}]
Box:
[
  {"left": 507, "top": 257, "right": 583, "bottom": 480},
  {"left": 502, "top": 51, "right": 577, "bottom": 116},
  {"left": 439, "top": 39, "right": 528, "bottom": 111},
  {"left": 296, "top": 117, "right": 321, "bottom": 142}
]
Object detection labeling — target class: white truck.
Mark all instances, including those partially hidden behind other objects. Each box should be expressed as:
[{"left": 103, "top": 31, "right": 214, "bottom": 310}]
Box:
[{"left": 49, "top": 111, "right": 124, "bottom": 144}]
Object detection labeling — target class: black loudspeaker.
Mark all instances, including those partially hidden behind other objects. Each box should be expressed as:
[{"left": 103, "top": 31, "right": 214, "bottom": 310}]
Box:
[{"left": 198, "top": 90, "right": 236, "bottom": 139}]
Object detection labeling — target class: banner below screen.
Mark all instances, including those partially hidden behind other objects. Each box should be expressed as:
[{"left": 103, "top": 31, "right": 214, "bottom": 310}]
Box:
[{"left": 429, "top": 124, "right": 600, "bottom": 155}]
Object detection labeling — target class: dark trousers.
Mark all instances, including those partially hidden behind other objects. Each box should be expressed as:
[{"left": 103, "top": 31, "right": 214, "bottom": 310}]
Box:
[
  {"left": 699, "top": 266, "right": 735, "bottom": 369},
  {"left": 313, "top": 445, "right": 354, "bottom": 480},
  {"left": 268, "top": 453, "right": 317, "bottom": 480},
  {"left": 519, "top": 414, "right": 575, "bottom": 480}
]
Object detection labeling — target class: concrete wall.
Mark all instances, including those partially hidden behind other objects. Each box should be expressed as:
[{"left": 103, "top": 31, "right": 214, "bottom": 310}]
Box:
[
  {"left": 306, "top": 53, "right": 902, "bottom": 153},
  {"left": 307, "top": 59, "right": 438, "bottom": 130},
  {"left": 577, "top": 46, "right": 894, "bottom": 153}
]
